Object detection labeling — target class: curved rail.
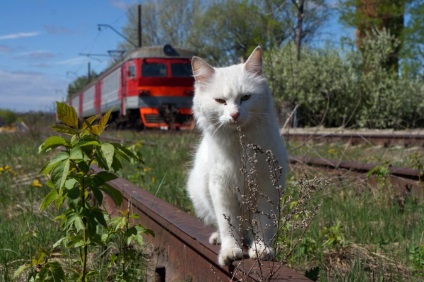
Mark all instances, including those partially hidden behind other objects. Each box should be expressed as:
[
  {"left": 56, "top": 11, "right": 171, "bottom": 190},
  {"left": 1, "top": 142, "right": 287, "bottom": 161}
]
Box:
[
  {"left": 289, "top": 156, "right": 423, "bottom": 181},
  {"left": 283, "top": 131, "right": 424, "bottom": 147},
  {"left": 289, "top": 156, "right": 423, "bottom": 199}
]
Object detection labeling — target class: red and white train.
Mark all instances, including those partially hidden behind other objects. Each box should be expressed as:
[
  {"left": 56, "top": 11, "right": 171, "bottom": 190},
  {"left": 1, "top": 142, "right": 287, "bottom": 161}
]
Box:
[{"left": 69, "top": 45, "right": 195, "bottom": 130}]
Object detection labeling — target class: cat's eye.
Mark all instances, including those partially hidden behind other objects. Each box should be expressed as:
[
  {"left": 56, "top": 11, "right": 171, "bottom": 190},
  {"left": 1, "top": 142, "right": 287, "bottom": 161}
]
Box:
[
  {"left": 215, "top": 98, "right": 227, "bottom": 105},
  {"left": 240, "top": 95, "right": 252, "bottom": 102}
]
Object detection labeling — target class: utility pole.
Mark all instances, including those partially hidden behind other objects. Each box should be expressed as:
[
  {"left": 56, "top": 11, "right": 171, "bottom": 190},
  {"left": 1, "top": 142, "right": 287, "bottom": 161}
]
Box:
[
  {"left": 138, "top": 4, "right": 142, "bottom": 48},
  {"left": 292, "top": 0, "right": 305, "bottom": 61},
  {"left": 88, "top": 61, "right": 91, "bottom": 82}
]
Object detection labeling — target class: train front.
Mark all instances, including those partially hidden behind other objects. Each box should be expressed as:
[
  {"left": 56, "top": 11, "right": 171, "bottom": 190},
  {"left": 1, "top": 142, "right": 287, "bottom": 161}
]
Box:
[{"left": 124, "top": 45, "right": 195, "bottom": 130}]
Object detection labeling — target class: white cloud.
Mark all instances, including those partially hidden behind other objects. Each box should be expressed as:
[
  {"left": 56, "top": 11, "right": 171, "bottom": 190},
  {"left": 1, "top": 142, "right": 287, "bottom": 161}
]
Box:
[
  {"left": 16, "top": 50, "right": 56, "bottom": 60},
  {"left": 56, "top": 57, "right": 89, "bottom": 66},
  {"left": 0, "top": 32, "right": 40, "bottom": 40},
  {"left": 109, "top": 0, "right": 133, "bottom": 10},
  {"left": 0, "top": 70, "right": 67, "bottom": 112}
]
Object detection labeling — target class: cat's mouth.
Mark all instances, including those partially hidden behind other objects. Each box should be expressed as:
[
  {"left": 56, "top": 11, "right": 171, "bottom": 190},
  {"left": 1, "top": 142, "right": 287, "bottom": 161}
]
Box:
[{"left": 228, "top": 120, "right": 245, "bottom": 128}]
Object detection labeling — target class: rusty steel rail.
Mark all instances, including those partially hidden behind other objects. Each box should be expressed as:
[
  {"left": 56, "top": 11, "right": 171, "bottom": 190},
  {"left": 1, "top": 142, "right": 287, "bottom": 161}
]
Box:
[
  {"left": 289, "top": 156, "right": 424, "bottom": 199},
  {"left": 289, "top": 156, "right": 424, "bottom": 181},
  {"left": 96, "top": 167, "right": 311, "bottom": 281},
  {"left": 283, "top": 131, "right": 424, "bottom": 147}
]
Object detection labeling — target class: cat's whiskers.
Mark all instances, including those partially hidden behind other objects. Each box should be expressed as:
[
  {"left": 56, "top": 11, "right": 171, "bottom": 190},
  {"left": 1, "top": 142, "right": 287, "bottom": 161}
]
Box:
[
  {"left": 210, "top": 120, "right": 224, "bottom": 137},
  {"left": 250, "top": 112, "right": 268, "bottom": 124}
]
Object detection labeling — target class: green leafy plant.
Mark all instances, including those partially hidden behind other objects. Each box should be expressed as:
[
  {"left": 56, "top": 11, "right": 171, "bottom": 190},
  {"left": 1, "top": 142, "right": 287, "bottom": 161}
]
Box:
[
  {"left": 409, "top": 244, "right": 424, "bottom": 275},
  {"left": 367, "top": 162, "right": 391, "bottom": 181},
  {"left": 15, "top": 102, "right": 153, "bottom": 281},
  {"left": 319, "top": 221, "right": 346, "bottom": 250},
  {"left": 408, "top": 152, "right": 424, "bottom": 182}
]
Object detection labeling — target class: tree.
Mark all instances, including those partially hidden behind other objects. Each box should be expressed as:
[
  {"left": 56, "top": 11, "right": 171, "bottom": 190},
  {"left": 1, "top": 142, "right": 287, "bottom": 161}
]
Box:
[
  {"left": 0, "top": 109, "right": 18, "bottom": 126},
  {"left": 339, "top": 0, "right": 407, "bottom": 74},
  {"left": 67, "top": 71, "right": 97, "bottom": 98},
  {"left": 255, "top": 0, "right": 329, "bottom": 60},
  {"left": 119, "top": 0, "right": 203, "bottom": 51},
  {"left": 187, "top": 1, "right": 269, "bottom": 65},
  {"left": 118, "top": 0, "right": 329, "bottom": 65},
  {"left": 187, "top": 0, "right": 329, "bottom": 65},
  {"left": 402, "top": 0, "right": 424, "bottom": 78}
]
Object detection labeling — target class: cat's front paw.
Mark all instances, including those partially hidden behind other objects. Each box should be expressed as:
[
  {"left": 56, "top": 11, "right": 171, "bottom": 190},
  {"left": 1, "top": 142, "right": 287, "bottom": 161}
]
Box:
[
  {"left": 209, "top": 231, "right": 221, "bottom": 245},
  {"left": 218, "top": 246, "right": 243, "bottom": 266},
  {"left": 248, "top": 241, "right": 274, "bottom": 261}
]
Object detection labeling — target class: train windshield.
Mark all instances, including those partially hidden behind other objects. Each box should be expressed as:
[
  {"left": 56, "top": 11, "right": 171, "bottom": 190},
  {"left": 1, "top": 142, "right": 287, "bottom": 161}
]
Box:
[
  {"left": 171, "top": 63, "right": 192, "bottom": 77},
  {"left": 142, "top": 63, "right": 167, "bottom": 77}
]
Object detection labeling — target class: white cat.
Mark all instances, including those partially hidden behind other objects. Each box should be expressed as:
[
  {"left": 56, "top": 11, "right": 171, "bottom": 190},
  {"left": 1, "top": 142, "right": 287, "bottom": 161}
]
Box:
[{"left": 186, "top": 46, "right": 288, "bottom": 266}]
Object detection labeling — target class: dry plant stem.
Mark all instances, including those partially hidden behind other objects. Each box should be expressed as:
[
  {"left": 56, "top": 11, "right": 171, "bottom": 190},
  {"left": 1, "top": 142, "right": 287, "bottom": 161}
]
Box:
[
  {"left": 284, "top": 212, "right": 317, "bottom": 261},
  {"left": 81, "top": 176, "right": 88, "bottom": 280},
  {"left": 282, "top": 104, "right": 299, "bottom": 130},
  {"left": 235, "top": 125, "right": 324, "bottom": 279}
]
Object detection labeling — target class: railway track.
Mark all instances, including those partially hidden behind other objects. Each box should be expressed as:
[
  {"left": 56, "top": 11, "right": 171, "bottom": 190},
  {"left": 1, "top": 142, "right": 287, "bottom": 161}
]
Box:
[
  {"left": 289, "top": 156, "right": 423, "bottom": 181},
  {"left": 95, "top": 131, "right": 423, "bottom": 280},
  {"left": 282, "top": 129, "right": 424, "bottom": 147},
  {"left": 102, "top": 132, "right": 424, "bottom": 195},
  {"left": 105, "top": 128, "right": 424, "bottom": 147},
  {"left": 95, "top": 166, "right": 311, "bottom": 281},
  {"left": 289, "top": 156, "right": 423, "bottom": 200},
  {"left": 95, "top": 155, "right": 422, "bottom": 281}
]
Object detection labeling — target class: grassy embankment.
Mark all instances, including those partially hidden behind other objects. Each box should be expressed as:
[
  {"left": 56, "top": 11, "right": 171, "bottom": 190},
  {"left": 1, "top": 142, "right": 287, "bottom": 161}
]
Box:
[{"left": 1, "top": 121, "right": 423, "bottom": 281}]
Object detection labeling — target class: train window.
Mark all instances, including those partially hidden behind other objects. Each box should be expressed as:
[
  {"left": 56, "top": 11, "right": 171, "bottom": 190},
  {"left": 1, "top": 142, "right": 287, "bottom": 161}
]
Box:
[
  {"left": 171, "top": 63, "right": 193, "bottom": 77},
  {"left": 128, "top": 65, "right": 136, "bottom": 78},
  {"left": 142, "top": 63, "right": 167, "bottom": 77}
]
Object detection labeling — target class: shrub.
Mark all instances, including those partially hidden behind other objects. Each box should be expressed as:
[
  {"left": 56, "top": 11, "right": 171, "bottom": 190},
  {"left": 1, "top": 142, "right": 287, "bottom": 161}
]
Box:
[
  {"left": 0, "top": 109, "right": 18, "bottom": 126},
  {"left": 265, "top": 30, "right": 424, "bottom": 129}
]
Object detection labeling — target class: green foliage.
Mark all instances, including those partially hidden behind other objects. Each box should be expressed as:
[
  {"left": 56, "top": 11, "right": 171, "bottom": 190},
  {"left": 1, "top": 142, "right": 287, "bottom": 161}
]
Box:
[
  {"left": 121, "top": 0, "right": 329, "bottom": 65},
  {"left": 15, "top": 102, "right": 153, "bottom": 281},
  {"left": 187, "top": 1, "right": 271, "bottom": 64},
  {"left": 266, "top": 43, "right": 361, "bottom": 127},
  {"left": 319, "top": 221, "right": 346, "bottom": 249},
  {"left": 67, "top": 72, "right": 97, "bottom": 98},
  {"left": 409, "top": 244, "right": 424, "bottom": 275},
  {"left": 403, "top": 0, "right": 424, "bottom": 77},
  {"left": 0, "top": 109, "right": 18, "bottom": 125},
  {"left": 338, "top": 0, "right": 406, "bottom": 73},
  {"left": 275, "top": 176, "right": 324, "bottom": 263},
  {"left": 14, "top": 249, "right": 65, "bottom": 281},
  {"left": 266, "top": 30, "right": 424, "bottom": 128},
  {"left": 103, "top": 210, "right": 154, "bottom": 281},
  {"left": 367, "top": 162, "right": 391, "bottom": 181}
]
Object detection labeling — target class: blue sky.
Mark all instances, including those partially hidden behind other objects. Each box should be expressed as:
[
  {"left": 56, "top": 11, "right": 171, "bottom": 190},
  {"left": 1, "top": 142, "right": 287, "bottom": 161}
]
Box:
[
  {"left": 0, "top": 0, "right": 353, "bottom": 113},
  {"left": 0, "top": 0, "right": 135, "bottom": 112}
]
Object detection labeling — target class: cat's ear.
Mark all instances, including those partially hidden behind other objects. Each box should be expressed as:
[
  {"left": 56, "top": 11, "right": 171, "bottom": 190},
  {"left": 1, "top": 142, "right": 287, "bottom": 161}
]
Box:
[
  {"left": 244, "top": 46, "right": 262, "bottom": 76},
  {"left": 192, "top": 56, "right": 215, "bottom": 84}
]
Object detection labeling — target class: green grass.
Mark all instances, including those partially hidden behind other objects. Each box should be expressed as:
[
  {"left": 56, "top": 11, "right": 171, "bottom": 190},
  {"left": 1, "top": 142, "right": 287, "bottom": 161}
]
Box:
[
  {"left": 294, "top": 176, "right": 423, "bottom": 280},
  {"left": 1, "top": 125, "right": 423, "bottom": 281},
  {"left": 104, "top": 131, "right": 197, "bottom": 211},
  {"left": 0, "top": 131, "right": 62, "bottom": 280},
  {"left": 288, "top": 140, "right": 424, "bottom": 170},
  {"left": 104, "top": 130, "right": 423, "bottom": 280}
]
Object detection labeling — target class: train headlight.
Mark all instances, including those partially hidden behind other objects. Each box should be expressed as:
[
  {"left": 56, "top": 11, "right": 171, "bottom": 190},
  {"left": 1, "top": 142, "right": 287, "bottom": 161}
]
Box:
[
  {"left": 183, "top": 90, "right": 194, "bottom": 97},
  {"left": 139, "top": 90, "right": 151, "bottom": 96}
]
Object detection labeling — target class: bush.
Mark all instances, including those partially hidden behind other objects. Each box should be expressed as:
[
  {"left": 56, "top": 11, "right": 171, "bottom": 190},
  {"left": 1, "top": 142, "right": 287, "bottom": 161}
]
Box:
[
  {"left": 265, "top": 30, "right": 424, "bottom": 129},
  {"left": 0, "top": 109, "right": 18, "bottom": 126},
  {"left": 265, "top": 43, "right": 360, "bottom": 128}
]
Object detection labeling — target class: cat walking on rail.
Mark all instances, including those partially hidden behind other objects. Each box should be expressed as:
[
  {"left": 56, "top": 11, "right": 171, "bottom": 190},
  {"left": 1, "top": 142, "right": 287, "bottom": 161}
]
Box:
[{"left": 186, "top": 46, "right": 288, "bottom": 266}]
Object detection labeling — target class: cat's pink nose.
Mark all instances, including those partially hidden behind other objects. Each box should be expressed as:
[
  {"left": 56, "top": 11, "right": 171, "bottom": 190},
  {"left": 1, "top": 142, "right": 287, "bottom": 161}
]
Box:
[{"left": 230, "top": 112, "right": 240, "bottom": 121}]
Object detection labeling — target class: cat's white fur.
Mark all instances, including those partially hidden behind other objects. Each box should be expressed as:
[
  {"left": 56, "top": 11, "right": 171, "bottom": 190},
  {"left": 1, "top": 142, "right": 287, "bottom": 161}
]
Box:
[{"left": 187, "top": 46, "right": 288, "bottom": 266}]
